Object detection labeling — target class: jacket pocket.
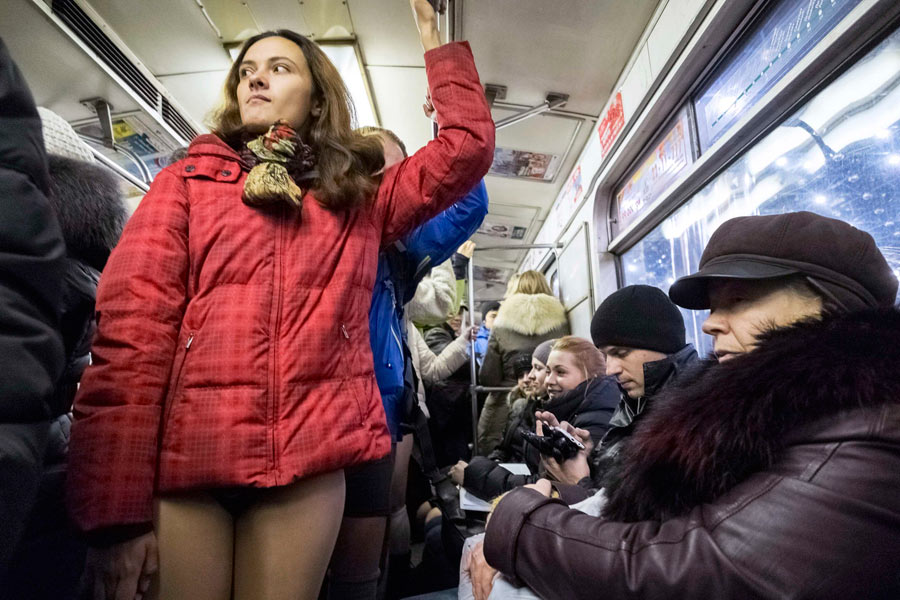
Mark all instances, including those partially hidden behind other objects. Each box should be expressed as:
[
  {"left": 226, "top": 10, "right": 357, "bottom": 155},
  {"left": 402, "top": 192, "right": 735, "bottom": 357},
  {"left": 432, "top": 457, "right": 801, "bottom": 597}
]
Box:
[{"left": 163, "top": 332, "right": 194, "bottom": 429}]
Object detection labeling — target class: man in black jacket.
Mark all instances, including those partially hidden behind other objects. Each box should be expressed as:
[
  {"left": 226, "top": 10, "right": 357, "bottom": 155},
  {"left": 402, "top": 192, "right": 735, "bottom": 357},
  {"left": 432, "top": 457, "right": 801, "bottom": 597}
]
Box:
[
  {"left": 545, "top": 285, "right": 698, "bottom": 498},
  {"left": 0, "top": 38, "right": 67, "bottom": 578}
]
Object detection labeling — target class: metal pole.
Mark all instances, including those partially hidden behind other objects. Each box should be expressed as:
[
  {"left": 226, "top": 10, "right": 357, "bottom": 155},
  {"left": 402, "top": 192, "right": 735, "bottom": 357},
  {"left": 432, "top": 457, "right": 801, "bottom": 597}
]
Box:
[
  {"left": 473, "top": 243, "right": 561, "bottom": 252},
  {"left": 467, "top": 254, "right": 479, "bottom": 456},
  {"left": 88, "top": 147, "right": 150, "bottom": 193}
]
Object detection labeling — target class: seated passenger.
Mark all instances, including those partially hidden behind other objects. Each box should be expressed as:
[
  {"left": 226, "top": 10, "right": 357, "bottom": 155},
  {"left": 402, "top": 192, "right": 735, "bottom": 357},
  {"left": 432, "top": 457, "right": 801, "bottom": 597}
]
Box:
[
  {"left": 478, "top": 272, "right": 569, "bottom": 454},
  {"left": 474, "top": 211, "right": 900, "bottom": 600},
  {"left": 458, "top": 337, "right": 619, "bottom": 501},
  {"left": 487, "top": 340, "right": 554, "bottom": 465},
  {"left": 543, "top": 285, "right": 698, "bottom": 502}
]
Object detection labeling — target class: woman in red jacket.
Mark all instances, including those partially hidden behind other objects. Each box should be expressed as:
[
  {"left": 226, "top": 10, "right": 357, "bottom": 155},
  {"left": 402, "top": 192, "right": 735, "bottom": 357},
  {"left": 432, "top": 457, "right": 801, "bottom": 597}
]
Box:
[{"left": 66, "top": 2, "right": 494, "bottom": 599}]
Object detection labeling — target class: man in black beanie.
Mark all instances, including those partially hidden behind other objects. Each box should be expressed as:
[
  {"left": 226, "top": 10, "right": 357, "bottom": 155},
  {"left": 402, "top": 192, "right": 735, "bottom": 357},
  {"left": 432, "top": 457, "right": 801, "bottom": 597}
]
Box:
[{"left": 545, "top": 285, "right": 699, "bottom": 497}]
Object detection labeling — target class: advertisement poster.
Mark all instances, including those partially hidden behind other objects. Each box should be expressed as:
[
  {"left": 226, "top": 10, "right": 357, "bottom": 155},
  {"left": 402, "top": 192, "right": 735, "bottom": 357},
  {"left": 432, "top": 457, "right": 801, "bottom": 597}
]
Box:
[
  {"left": 476, "top": 217, "right": 528, "bottom": 240},
  {"left": 473, "top": 265, "right": 514, "bottom": 284},
  {"left": 616, "top": 111, "right": 693, "bottom": 231},
  {"left": 597, "top": 91, "right": 625, "bottom": 158},
  {"left": 489, "top": 147, "right": 561, "bottom": 181},
  {"left": 560, "top": 165, "right": 584, "bottom": 208}
]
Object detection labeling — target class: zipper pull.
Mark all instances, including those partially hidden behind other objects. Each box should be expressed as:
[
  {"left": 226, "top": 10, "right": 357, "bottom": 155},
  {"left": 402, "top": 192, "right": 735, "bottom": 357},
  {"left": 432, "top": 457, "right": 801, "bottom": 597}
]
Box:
[
  {"left": 186, "top": 333, "right": 194, "bottom": 349},
  {"left": 340, "top": 324, "right": 350, "bottom": 339}
]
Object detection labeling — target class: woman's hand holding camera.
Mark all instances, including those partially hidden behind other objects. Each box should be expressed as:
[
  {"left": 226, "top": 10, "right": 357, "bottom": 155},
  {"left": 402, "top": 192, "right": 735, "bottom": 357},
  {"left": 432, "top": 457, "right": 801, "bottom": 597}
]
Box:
[{"left": 536, "top": 414, "right": 594, "bottom": 485}]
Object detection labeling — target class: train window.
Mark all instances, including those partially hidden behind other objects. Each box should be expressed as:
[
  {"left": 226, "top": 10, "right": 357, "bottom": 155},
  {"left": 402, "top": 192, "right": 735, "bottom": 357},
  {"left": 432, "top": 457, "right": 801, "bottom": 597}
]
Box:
[
  {"left": 694, "top": 0, "right": 861, "bottom": 153},
  {"left": 622, "top": 26, "right": 900, "bottom": 354},
  {"left": 612, "top": 107, "right": 696, "bottom": 236}
]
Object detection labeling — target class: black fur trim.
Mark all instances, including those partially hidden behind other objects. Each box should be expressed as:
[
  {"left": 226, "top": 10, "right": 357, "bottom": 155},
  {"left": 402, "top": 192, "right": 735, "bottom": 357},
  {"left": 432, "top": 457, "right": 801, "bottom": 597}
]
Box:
[
  {"left": 602, "top": 308, "right": 900, "bottom": 522},
  {"left": 47, "top": 155, "right": 128, "bottom": 271}
]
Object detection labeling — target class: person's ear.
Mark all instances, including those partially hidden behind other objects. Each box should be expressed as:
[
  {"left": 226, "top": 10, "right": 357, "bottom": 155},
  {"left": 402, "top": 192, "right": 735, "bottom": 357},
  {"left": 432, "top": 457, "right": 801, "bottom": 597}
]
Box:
[{"left": 310, "top": 98, "right": 323, "bottom": 118}]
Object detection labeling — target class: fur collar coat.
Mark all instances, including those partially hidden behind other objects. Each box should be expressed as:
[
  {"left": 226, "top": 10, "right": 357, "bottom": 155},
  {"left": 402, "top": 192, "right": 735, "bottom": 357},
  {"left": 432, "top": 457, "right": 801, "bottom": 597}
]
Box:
[
  {"left": 484, "top": 308, "right": 900, "bottom": 599},
  {"left": 480, "top": 293, "right": 569, "bottom": 387}
]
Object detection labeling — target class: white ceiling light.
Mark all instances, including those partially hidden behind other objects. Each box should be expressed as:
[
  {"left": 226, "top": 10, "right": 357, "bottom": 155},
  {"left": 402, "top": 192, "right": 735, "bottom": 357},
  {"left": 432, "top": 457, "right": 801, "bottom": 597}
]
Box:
[{"left": 318, "top": 41, "right": 379, "bottom": 129}]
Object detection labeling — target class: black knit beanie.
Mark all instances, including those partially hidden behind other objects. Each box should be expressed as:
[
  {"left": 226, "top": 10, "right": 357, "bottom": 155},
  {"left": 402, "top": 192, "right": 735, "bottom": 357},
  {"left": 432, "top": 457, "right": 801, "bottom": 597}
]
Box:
[{"left": 591, "top": 285, "right": 685, "bottom": 354}]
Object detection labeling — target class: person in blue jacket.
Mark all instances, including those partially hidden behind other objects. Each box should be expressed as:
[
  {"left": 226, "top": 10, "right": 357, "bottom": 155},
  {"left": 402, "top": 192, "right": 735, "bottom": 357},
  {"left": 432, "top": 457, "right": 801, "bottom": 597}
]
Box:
[
  {"left": 473, "top": 301, "right": 500, "bottom": 366},
  {"left": 325, "top": 125, "right": 488, "bottom": 600}
]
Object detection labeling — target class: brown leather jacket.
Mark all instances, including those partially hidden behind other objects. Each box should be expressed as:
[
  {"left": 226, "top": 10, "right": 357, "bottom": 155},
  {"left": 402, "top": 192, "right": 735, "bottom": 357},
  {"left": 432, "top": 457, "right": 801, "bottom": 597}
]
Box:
[{"left": 484, "top": 308, "right": 900, "bottom": 599}]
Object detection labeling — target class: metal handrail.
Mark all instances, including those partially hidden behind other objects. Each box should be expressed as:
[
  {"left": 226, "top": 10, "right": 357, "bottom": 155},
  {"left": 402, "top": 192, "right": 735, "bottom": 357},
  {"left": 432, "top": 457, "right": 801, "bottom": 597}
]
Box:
[
  {"left": 86, "top": 146, "right": 150, "bottom": 193},
  {"left": 79, "top": 133, "right": 153, "bottom": 184}
]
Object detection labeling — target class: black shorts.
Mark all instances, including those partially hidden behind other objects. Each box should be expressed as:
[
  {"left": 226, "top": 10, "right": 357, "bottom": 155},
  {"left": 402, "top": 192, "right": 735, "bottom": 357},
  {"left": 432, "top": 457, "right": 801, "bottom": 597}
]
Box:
[
  {"left": 342, "top": 451, "right": 393, "bottom": 518},
  {"left": 207, "top": 486, "right": 269, "bottom": 519}
]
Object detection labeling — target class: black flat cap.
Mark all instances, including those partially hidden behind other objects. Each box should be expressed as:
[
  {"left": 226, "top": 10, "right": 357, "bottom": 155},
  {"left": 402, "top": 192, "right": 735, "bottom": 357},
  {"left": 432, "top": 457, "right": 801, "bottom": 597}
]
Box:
[{"left": 669, "top": 211, "right": 897, "bottom": 310}]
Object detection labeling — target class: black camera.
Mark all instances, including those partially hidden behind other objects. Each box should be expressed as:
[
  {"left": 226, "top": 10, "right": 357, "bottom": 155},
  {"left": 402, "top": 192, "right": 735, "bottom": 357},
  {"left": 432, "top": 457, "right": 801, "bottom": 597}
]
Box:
[{"left": 521, "top": 425, "right": 585, "bottom": 462}]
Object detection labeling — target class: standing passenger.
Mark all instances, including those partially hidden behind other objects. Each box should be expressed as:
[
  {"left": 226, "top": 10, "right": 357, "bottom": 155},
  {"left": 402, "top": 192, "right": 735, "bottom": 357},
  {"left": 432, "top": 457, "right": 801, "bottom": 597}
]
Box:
[
  {"left": 478, "top": 271, "right": 569, "bottom": 454},
  {"left": 0, "top": 37, "right": 66, "bottom": 584},
  {"left": 473, "top": 301, "right": 500, "bottom": 366},
  {"left": 327, "top": 125, "right": 488, "bottom": 600},
  {"left": 66, "top": 2, "right": 495, "bottom": 598}
]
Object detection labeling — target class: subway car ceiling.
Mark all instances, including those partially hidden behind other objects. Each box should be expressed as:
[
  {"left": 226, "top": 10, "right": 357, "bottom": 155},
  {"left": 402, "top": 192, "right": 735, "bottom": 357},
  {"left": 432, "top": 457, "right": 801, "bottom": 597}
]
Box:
[
  {"left": 0, "top": 0, "right": 658, "bottom": 301},
  {"left": 4, "top": 0, "right": 900, "bottom": 343}
]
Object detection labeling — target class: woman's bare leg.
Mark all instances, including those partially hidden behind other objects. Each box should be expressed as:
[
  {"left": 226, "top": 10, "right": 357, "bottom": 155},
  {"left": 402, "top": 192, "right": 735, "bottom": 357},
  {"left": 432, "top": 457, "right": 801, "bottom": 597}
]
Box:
[
  {"left": 154, "top": 493, "right": 234, "bottom": 600},
  {"left": 233, "top": 470, "right": 345, "bottom": 600}
]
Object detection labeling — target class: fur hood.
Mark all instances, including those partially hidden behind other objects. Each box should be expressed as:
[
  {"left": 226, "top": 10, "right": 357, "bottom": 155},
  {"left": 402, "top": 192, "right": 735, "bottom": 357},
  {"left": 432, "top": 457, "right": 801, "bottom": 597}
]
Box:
[
  {"left": 603, "top": 307, "right": 900, "bottom": 523},
  {"left": 493, "top": 292, "right": 567, "bottom": 336},
  {"left": 47, "top": 154, "right": 128, "bottom": 271}
]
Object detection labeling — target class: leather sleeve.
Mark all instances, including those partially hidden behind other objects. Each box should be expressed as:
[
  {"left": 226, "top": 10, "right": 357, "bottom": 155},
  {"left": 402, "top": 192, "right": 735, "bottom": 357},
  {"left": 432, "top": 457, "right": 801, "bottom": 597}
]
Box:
[
  {"left": 464, "top": 456, "right": 535, "bottom": 501},
  {"left": 67, "top": 167, "right": 190, "bottom": 534},
  {"left": 484, "top": 449, "right": 900, "bottom": 600},
  {"left": 374, "top": 43, "right": 494, "bottom": 244}
]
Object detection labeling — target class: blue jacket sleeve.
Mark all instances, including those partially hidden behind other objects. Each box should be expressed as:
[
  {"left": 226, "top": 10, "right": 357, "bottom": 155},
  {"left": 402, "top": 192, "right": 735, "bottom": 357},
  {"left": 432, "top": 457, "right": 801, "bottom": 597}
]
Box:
[{"left": 400, "top": 179, "right": 488, "bottom": 278}]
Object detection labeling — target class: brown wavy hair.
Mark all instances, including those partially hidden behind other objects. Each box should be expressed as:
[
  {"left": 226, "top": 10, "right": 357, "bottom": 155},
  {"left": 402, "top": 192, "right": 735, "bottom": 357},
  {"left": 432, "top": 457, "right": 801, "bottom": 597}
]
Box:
[{"left": 211, "top": 30, "right": 385, "bottom": 211}]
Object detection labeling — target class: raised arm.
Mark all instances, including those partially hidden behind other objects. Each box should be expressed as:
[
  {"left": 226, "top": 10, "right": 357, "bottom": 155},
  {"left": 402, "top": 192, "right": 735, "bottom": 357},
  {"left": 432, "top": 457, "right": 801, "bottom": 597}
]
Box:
[{"left": 374, "top": 2, "right": 494, "bottom": 243}]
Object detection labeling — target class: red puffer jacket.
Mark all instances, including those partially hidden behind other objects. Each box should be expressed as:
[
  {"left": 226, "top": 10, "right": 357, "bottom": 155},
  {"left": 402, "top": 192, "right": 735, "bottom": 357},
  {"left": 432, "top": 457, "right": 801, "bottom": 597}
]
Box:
[{"left": 67, "top": 42, "right": 494, "bottom": 534}]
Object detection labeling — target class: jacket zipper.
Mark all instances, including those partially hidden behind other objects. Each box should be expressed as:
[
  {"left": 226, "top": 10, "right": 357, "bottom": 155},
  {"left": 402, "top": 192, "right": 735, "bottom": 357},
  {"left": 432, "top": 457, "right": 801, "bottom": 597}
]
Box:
[
  {"left": 163, "top": 332, "right": 194, "bottom": 427},
  {"left": 269, "top": 207, "right": 286, "bottom": 483},
  {"left": 341, "top": 324, "right": 350, "bottom": 339}
]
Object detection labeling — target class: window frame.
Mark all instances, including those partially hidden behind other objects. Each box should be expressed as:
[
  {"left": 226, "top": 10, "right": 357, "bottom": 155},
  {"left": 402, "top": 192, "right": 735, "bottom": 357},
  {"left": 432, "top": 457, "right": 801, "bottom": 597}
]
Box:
[{"left": 605, "top": 0, "right": 900, "bottom": 256}]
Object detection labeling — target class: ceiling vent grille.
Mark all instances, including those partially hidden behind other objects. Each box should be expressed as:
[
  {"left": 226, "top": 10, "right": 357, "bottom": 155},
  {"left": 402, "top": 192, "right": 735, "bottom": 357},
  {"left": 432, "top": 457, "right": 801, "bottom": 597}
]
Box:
[
  {"left": 51, "top": 0, "right": 161, "bottom": 110},
  {"left": 162, "top": 98, "right": 199, "bottom": 142}
]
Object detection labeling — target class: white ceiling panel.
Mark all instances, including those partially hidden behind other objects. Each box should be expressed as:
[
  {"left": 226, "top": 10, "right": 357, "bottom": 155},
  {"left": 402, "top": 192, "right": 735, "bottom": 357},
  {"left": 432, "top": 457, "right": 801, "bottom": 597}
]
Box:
[
  {"left": 157, "top": 70, "right": 229, "bottom": 128},
  {"left": 366, "top": 64, "right": 432, "bottom": 153},
  {"left": 347, "top": 0, "right": 426, "bottom": 68},
  {"left": 245, "top": 0, "right": 352, "bottom": 39},
  {"left": 1, "top": 0, "right": 145, "bottom": 123},
  {"left": 83, "top": 0, "right": 232, "bottom": 75},
  {"left": 462, "top": 0, "right": 658, "bottom": 115},
  {"left": 200, "top": 0, "right": 264, "bottom": 42}
]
